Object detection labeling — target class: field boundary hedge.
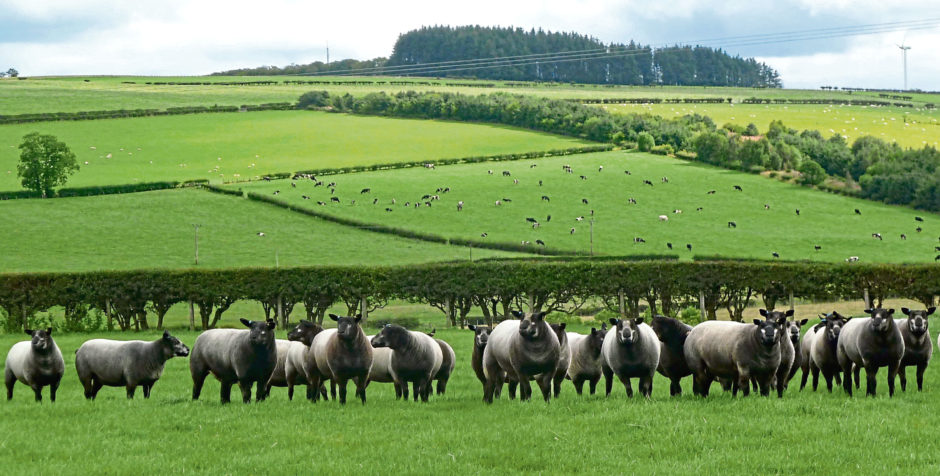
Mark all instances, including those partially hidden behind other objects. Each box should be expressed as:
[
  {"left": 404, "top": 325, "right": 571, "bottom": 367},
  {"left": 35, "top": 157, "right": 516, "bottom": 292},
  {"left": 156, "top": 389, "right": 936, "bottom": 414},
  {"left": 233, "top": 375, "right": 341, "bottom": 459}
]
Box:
[
  {"left": 0, "top": 180, "right": 208, "bottom": 201},
  {"left": 1, "top": 260, "right": 936, "bottom": 332},
  {"left": 576, "top": 98, "right": 730, "bottom": 104},
  {"left": 741, "top": 97, "right": 916, "bottom": 108},
  {"left": 0, "top": 103, "right": 294, "bottom": 125}
]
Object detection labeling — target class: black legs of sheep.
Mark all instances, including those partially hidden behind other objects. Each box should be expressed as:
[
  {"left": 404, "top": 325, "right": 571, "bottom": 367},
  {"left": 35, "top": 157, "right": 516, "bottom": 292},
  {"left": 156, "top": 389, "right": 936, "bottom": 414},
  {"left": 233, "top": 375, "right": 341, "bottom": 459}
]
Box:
[
  {"left": 898, "top": 364, "right": 928, "bottom": 392},
  {"left": 571, "top": 375, "right": 600, "bottom": 395}
]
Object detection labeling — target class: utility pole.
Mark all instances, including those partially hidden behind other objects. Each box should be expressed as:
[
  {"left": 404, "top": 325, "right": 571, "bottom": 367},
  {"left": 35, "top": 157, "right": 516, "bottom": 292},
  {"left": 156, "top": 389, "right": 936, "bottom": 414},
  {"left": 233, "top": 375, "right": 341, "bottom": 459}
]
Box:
[
  {"left": 326, "top": 41, "right": 330, "bottom": 65},
  {"left": 898, "top": 44, "right": 911, "bottom": 90},
  {"left": 192, "top": 224, "right": 201, "bottom": 265},
  {"left": 590, "top": 219, "right": 595, "bottom": 256}
]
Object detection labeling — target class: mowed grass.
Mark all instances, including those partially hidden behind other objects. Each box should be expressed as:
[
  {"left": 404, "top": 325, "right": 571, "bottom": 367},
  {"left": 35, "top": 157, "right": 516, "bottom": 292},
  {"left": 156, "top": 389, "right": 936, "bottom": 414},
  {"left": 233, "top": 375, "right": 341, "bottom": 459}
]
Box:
[
  {"left": 1, "top": 326, "right": 939, "bottom": 474},
  {"left": 0, "top": 110, "right": 589, "bottom": 191},
  {"left": 0, "top": 188, "right": 523, "bottom": 272},
  {"left": 605, "top": 102, "right": 940, "bottom": 149},
  {"left": 5, "top": 75, "right": 939, "bottom": 115},
  {"left": 236, "top": 151, "right": 940, "bottom": 263}
]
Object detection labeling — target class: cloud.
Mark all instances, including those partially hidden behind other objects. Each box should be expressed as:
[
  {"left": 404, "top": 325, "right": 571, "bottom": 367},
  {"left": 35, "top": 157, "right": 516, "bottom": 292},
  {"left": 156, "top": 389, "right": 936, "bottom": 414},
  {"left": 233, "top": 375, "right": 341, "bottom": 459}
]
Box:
[{"left": 0, "top": 0, "right": 937, "bottom": 89}]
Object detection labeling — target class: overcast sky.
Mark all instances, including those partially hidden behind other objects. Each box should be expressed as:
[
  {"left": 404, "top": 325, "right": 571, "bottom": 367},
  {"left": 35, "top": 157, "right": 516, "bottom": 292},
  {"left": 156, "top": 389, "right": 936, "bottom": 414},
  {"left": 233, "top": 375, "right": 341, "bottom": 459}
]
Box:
[{"left": 2, "top": 0, "right": 938, "bottom": 90}]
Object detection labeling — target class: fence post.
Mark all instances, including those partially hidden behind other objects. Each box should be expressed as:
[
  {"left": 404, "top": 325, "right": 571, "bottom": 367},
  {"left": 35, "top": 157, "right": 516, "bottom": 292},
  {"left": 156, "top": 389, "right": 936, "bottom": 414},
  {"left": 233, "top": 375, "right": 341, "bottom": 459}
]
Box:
[
  {"left": 863, "top": 288, "right": 871, "bottom": 309},
  {"left": 360, "top": 296, "right": 368, "bottom": 323},
  {"left": 188, "top": 301, "right": 195, "bottom": 331},
  {"left": 618, "top": 290, "right": 625, "bottom": 317},
  {"left": 277, "top": 295, "right": 285, "bottom": 330},
  {"left": 789, "top": 290, "right": 795, "bottom": 312},
  {"left": 105, "top": 298, "right": 113, "bottom": 331},
  {"left": 698, "top": 290, "right": 706, "bottom": 321}
]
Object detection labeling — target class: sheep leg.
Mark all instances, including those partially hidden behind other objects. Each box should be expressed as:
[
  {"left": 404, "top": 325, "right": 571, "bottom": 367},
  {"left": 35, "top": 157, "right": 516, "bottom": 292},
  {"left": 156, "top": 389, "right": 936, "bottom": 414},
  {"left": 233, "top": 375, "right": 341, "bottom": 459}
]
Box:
[
  {"left": 553, "top": 372, "right": 564, "bottom": 399},
  {"left": 255, "top": 380, "right": 266, "bottom": 402},
  {"left": 898, "top": 366, "right": 907, "bottom": 392},
  {"left": 619, "top": 375, "right": 634, "bottom": 398},
  {"left": 886, "top": 362, "right": 899, "bottom": 397},
  {"left": 5, "top": 368, "right": 14, "bottom": 400},
  {"left": 309, "top": 375, "right": 322, "bottom": 403},
  {"left": 589, "top": 376, "right": 599, "bottom": 395},
  {"left": 50, "top": 379, "right": 60, "bottom": 403},
  {"left": 330, "top": 380, "right": 337, "bottom": 400},
  {"left": 853, "top": 365, "right": 861, "bottom": 390},
  {"left": 191, "top": 366, "right": 209, "bottom": 401},
  {"left": 125, "top": 384, "right": 137, "bottom": 399},
  {"left": 354, "top": 375, "right": 368, "bottom": 404},
  {"left": 219, "top": 381, "right": 233, "bottom": 404},
  {"left": 31, "top": 384, "right": 43, "bottom": 402},
  {"left": 394, "top": 382, "right": 402, "bottom": 399},
  {"left": 287, "top": 383, "right": 294, "bottom": 401},
  {"left": 916, "top": 364, "right": 926, "bottom": 391},
  {"left": 758, "top": 376, "right": 772, "bottom": 397},
  {"left": 602, "top": 364, "right": 614, "bottom": 397},
  {"left": 436, "top": 377, "right": 448, "bottom": 396},
  {"left": 823, "top": 370, "right": 834, "bottom": 393},
  {"left": 91, "top": 379, "right": 103, "bottom": 400},
  {"left": 237, "top": 380, "right": 253, "bottom": 404},
  {"left": 799, "top": 365, "right": 810, "bottom": 391},
  {"left": 535, "top": 373, "right": 553, "bottom": 402},
  {"left": 319, "top": 383, "right": 329, "bottom": 401},
  {"left": 518, "top": 377, "right": 534, "bottom": 402},
  {"left": 837, "top": 351, "right": 853, "bottom": 397},
  {"left": 507, "top": 379, "right": 517, "bottom": 400},
  {"left": 397, "top": 379, "right": 409, "bottom": 401},
  {"left": 736, "top": 372, "right": 751, "bottom": 397},
  {"left": 572, "top": 376, "right": 585, "bottom": 395},
  {"left": 639, "top": 376, "right": 653, "bottom": 399},
  {"left": 669, "top": 377, "right": 681, "bottom": 397},
  {"left": 143, "top": 383, "right": 152, "bottom": 399},
  {"left": 864, "top": 366, "right": 878, "bottom": 397},
  {"left": 337, "top": 378, "right": 349, "bottom": 404},
  {"left": 412, "top": 381, "right": 420, "bottom": 402}
]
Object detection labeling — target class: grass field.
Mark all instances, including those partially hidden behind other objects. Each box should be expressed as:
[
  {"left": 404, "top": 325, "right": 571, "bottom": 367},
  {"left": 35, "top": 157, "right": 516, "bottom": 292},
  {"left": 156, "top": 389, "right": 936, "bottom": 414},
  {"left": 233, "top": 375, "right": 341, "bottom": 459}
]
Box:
[
  {"left": 234, "top": 151, "right": 940, "bottom": 263},
  {"left": 604, "top": 102, "right": 940, "bottom": 149},
  {"left": 1, "top": 325, "right": 938, "bottom": 474},
  {"left": 4, "top": 75, "right": 939, "bottom": 115},
  {"left": 0, "top": 110, "right": 589, "bottom": 191},
  {"left": 0, "top": 188, "right": 524, "bottom": 272}
]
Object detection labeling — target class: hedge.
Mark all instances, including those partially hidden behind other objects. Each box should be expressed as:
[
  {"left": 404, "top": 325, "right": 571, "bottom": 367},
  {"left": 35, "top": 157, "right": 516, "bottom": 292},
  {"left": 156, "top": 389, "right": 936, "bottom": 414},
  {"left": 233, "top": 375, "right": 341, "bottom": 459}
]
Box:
[
  {"left": 1, "top": 260, "right": 937, "bottom": 332},
  {"left": 0, "top": 103, "right": 294, "bottom": 125},
  {"left": 0, "top": 180, "right": 206, "bottom": 201}
]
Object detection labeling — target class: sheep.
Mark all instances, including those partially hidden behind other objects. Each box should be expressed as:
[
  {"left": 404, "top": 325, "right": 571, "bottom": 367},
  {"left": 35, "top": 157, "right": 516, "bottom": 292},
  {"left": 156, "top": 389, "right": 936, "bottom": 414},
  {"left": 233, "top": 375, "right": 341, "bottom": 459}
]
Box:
[
  {"left": 799, "top": 318, "right": 826, "bottom": 390},
  {"left": 566, "top": 326, "right": 607, "bottom": 395},
  {"left": 896, "top": 307, "right": 934, "bottom": 391},
  {"left": 371, "top": 324, "right": 442, "bottom": 402},
  {"left": 760, "top": 309, "right": 795, "bottom": 397},
  {"left": 482, "top": 311, "right": 560, "bottom": 403},
  {"left": 601, "top": 318, "right": 660, "bottom": 398},
  {"left": 855, "top": 208, "right": 861, "bottom": 215},
  {"left": 285, "top": 320, "right": 327, "bottom": 401},
  {"left": 667, "top": 243, "right": 673, "bottom": 249},
  {"left": 809, "top": 312, "right": 851, "bottom": 392},
  {"left": 783, "top": 316, "right": 809, "bottom": 388},
  {"left": 5, "top": 328, "right": 64, "bottom": 402},
  {"left": 508, "top": 323, "right": 569, "bottom": 399},
  {"left": 261, "top": 339, "right": 292, "bottom": 398},
  {"left": 650, "top": 315, "right": 692, "bottom": 396},
  {"left": 684, "top": 318, "right": 785, "bottom": 397},
  {"left": 467, "top": 325, "right": 492, "bottom": 390},
  {"left": 190, "top": 319, "right": 278, "bottom": 403},
  {"left": 433, "top": 338, "right": 456, "bottom": 395},
  {"left": 846, "top": 256, "right": 859, "bottom": 262},
  {"left": 75, "top": 330, "right": 189, "bottom": 400},
  {"left": 837, "top": 308, "right": 904, "bottom": 397},
  {"left": 658, "top": 215, "right": 668, "bottom": 222},
  {"left": 872, "top": 233, "right": 883, "bottom": 240},
  {"left": 312, "top": 314, "right": 373, "bottom": 404}
]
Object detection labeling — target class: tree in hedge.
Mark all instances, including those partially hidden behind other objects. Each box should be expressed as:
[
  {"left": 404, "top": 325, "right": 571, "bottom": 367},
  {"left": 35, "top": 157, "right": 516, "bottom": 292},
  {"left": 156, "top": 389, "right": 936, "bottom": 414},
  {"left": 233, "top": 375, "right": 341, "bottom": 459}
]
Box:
[
  {"left": 17, "top": 132, "right": 79, "bottom": 198},
  {"left": 6, "top": 68, "right": 18, "bottom": 78},
  {"left": 637, "top": 131, "right": 655, "bottom": 152},
  {"left": 744, "top": 123, "right": 760, "bottom": 136},
  {"left": 297, "top": 90, "right": 330, "bottom": 109},
  {"left": 798, "top": 159, "right": 826, "bottom": 185},
  {"left": 692, "top": 131, "right": 729, "bottom": 165}
]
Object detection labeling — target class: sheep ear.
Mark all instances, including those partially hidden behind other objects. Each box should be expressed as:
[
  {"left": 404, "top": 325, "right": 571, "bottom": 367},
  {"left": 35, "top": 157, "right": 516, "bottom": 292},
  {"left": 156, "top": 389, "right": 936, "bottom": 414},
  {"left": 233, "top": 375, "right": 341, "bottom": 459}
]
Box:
[
  {"left": 329, "top": 314, "right": 339, "bottom": 321},
  {"left": 240, "top": 318, "right": 252, "bottom": 328},
  {"left": 533, "top": 312, "right": 547, "bottom": 321},
  {"left": 844, "top": 317, "right": 853, "bottom": 323},
  {"left": 759, "top": 309, "right": 768, "bottom": 317},
  {"left": 355, "top": 314, "right": 362, "bottom": 323},
  {"left": 590, "top": 327, "right": 597, "bottom": 335},
  {"left": 601, "top": 323, "right": 607, "bottom": 331},
  {"left": 928, "top": 307, "right": 936, "bottom": 316},
  {"left": 468, "top": 325, "right": 477, "bottom": 331},
  {"left": 24, "top": 329, "right": 34, "bottom": 336},
  {"left": 887, "top": 309, "right": 895, "bottom": 315},
  {"left": 609, "top": 318, "right": 619, "bottom": 326},
  {"left": 266, "top": 319, "right": 277, "bottom": 330},
  {"left": 300, "top": 319, "right": 312, "bottom": 325},
  {"left": 798, "top": 319, "right": 808, "bottom": 326},
  {"left": 785, "top": 309, "right": 794, "bottom": 317},
  {"left": 511, "top": 310, "right": 525, "bottom": 318},
  {"left": 863, "top": 309, "right": 872, "bottom": 314},
  {"left": 753, "top": 319, "right": 762, "bottom": 326},
  {"left": 902, "top": 308, "right": 911, "bottom": 316},
  {"left": 46, "top": 327, "right": 53, "bottom": 335},
  {"left": 163, "top": 330, "right": 170, "bottom": 339},
  {"left": 558, "top": 323, "right": 566, "bottom": 330},
  {"left": 635, "top": 317, "right": 644, "bottom": 325}
]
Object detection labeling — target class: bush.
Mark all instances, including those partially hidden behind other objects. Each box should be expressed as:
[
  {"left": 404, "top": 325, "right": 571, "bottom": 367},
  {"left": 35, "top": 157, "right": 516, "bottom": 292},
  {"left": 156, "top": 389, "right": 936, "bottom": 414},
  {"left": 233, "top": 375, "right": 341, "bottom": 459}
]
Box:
[
  {"left": 366, "top": 316, "right": 422, "bottom": 330},
  {"left": 637, "top": 132, "right": 655, "bottom": 152},
  {"left": 798, "top": 159, "right": 826, "bottom": 186},
  {"left": 650, "top": 144, "right": 674, "bottom": 156},
  {"left": 678, "top": 306, "right": 704, "bottom": 326}
]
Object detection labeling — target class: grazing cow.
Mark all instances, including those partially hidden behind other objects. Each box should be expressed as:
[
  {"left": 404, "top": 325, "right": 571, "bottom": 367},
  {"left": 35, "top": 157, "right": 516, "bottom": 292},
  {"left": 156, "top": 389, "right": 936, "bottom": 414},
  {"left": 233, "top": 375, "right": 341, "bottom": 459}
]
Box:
[
  {"left": 686, "top": 244, "right": 692, "bottom": 251},
  {"left": 5, "top": 328, "right": 64, "bottom": 402},
  {"left": 814, "top": 245, "right": 822, "bottom": 251},
  {"left": 796, "top": 209, "right": 800, "bottom": 216},
  {"left": 576, "top": 216, "right": 584, "bottom": 222},
  {"left": 546, "top": 215, "right": 551, "bottom": 222},
  {"left": 707, "top": 190, "right": 716, "bottom": 194},
  {"left": 536, "top": 240, "right": 545, "bottom": 246},
  {"left": 643, "top": 180, "right": 653, "bottom": 186},
  {"left": 480, "top": 233, "right": 488, "bottom": 238},
  {"left": 580, "top": 175, "right": 587, "bottom": 180},
  {"left": 599, "top": 166, "right": 604, "bottom": 172},
  {"left": 896, "top": 307, "right": 934, "bottom": 391},
  {"left": 846, "top": 256, "right": 859, "bottom": 262},
  {"left": 872, "top": 233, "right": 882, "bottom": 240},
  {"left": 855, "top": 209, "right": 862, "bottom": 215},
  {"left": 526, "top": 217, "right": 538, "bottom": 223},
  {"left": 541, "top": 195, "right": 550, "bottom": 202},
  {"left": 916, "top": 216, "right": 924, "bottom": 222},
  {"left": 764, "top": 204, "right": 770, "bottom": 210},
  {"left": 733, "top": 185, "right": 743, "bottom": 191},
  {"left": 667, "top": 243, "right": 673, "bottom": 249},
  {"left": 624, "top": 170, "right": 631, "bottom": 175},
  {"left": 482, "top": 311, "right": 560, "bottom": 403},
  {"left": 513, "top": 179, "right": 519, "bottom": 185},
  {"left": 772, "top": 252, "right": 780, "bottom": 259},
  {"left": 837, "top": 308, "right": 904, "bottom": 397},
  {"left": 360, "top": 188, "right": 371, "bottom": 194},
  {"left": 570, "top": 228, "right": 576, "bottom": 234},
  {"left": 728, "top": 221, "right": 737, "bottom": 228},
  {"left": 661, "top": 177, "right": 669, "bottom": 183},
  {"left": 502, "top": 171, "right": 511, "bottom": 176},
  {"left": 901, "top": 234, "right": 907, "bottom": 240},
  {"left": 634, "top": 237, "right": 646, "bottom": 243},
  {"left": 457, "top": 201, "right": 463, "bottom": 211},
  {"left": 330, "top": 197, "right": 340, "bottom": 203}
]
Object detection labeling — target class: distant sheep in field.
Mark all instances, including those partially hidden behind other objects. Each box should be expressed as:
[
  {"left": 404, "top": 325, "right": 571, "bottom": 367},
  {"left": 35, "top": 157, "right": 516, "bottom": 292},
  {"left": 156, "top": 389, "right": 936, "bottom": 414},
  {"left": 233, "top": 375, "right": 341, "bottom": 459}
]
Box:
[
  {"left": 502, "top": 171, "right": 511, "bottom": 176},
  {"left": 5, "top": 328, "right": 64, "bottom": 402},
  {"left": 658, "top": 215, "right": 668, "bottom": 222},
  {"left": 846, "top": 256, "right": 860, "bottom": 262},
  {"left": 76, "top": 331, "right": 190, "bottom": 400},
  {"left": 872, "top": 233, "right": 882, "bottom": 240}
]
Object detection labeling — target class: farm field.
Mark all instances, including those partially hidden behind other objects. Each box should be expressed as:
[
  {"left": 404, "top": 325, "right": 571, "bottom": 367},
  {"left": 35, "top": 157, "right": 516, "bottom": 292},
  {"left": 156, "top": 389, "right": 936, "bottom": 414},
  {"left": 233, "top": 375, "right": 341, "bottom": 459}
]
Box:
[
  {"left": 4, "top": 75, "right": 939, "bottom": 115},
  {"left": 234, "top": 151, "right": 940, "bottom": 263},
  {"left": 0, "top": 188, "right": 524, "bottom": 272},
  {"left": 0, "top": 110, "right": 589, "bottom": 191},
  {"left": 604, "top": 102, "right": 940, "bottom": 148},
  {"left": 1, "top": 326, "right": 938, "bottom": 474}
]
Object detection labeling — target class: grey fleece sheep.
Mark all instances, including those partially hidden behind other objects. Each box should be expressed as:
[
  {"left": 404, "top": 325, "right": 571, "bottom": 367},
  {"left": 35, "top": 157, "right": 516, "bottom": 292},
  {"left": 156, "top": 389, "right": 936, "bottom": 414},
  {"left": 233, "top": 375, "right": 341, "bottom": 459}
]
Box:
[
  {"left": 311, "top": 314, "right": 372, "bottom": 404},
  {"left": 809, "top": 312, "right": 851, "bottom": 392},
  {"left": 896, "top": 307, "right": 934, "bottom": 391},
  {"left": 506, "top": 323, "right": 569, "bottom": 399},
  {"left": 684, "top": 319, "right": 785, "bottom": 397},
  {"left": 566, "top": 326, "right": 607, "bottom": 395},
  {"left": 261, "top": 339, "right": 292, "bottom": 398},
  {"left": 76, "top": 330, "right": 190, "bottom": 399},
  {"left": 602, "top": 317, "right": 660, "bottom": 398},
  {"left": 5, "top": 328, "right": 64, "bottom": 402},
  {"left": 285, "top": 320, "right": 327, "bottom": 401},
  {"left": 837, "top": 308, "right": 905, "bottom": 397},
  {"left": 650, "top": 315, "right": 692, "bottom": 396},
  {"left": 190, "top": 318, "right": 278, "bottom": 403},
  {"left": 468, "top": 325, "right": 492, "bottom": 391},
  {"left": 783, "top": 316, "right": 808, "bottom": 388},
  {"left": 760, "top": 309, "right": 795, "bottom": 397},
  {"left": 433, "top": 338, "right": 456, "bottom": 395},
  {"left": 365, "top": 334, "right": 402, "bottom": 399},
  {"left": 371, "top": 324, "right": 442, "bottom": 402},
  {"left": 482, "top": 311, "right": 560, "bottom": 403}
]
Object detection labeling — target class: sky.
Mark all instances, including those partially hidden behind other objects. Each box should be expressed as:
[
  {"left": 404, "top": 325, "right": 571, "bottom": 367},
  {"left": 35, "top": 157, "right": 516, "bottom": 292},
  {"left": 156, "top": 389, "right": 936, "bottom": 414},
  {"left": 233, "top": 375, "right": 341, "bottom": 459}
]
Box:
[{"left": 1, "top": 0, "right": 938, "bottom": 90}]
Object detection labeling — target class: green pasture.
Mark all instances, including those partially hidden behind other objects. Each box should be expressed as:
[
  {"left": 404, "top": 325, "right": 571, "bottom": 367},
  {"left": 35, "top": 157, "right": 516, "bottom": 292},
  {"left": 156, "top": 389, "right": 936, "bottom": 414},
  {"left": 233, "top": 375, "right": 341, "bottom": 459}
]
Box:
[
  {"left": 235, "top": 151, "right": 940, "bottom": 263},
  {"left": 0, "top": 188, "right": 523, "bottom": 272},
  {"left": 1, "top": 326, "right": 938, "bottom": 474},
  {"left": 0, "top": 110, "right": 588, "bottom": 191},
  {"left": 605, "top": 102, "right": 940, "bottom": 149},
  {"left": 4, "top": 75, "right": 938, "bottom": 115}
]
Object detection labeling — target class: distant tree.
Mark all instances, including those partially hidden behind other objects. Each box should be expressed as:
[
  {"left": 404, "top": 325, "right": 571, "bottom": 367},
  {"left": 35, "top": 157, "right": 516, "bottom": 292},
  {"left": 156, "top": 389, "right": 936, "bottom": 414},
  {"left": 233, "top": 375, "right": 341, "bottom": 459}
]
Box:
[
  {"left": 296, "top": 90, "right": 330, "bottom": 109},
  {"left": 17, "top": 132, "right": 79, "bottom": 198},
  {"left": 637, "top": 131, "right": 655, "bottom": 152},
  {"left": 6, "top": 68, "right": 18, "bottom": 78},
  {"left": 744, "top": 123, "right": 760, "bottom": 136},
  {"left": 692, "top": 131, "right": 730, "bottom": 165},
  {"left": 798, "top": 159, "right": 826, "bottom": 186}
]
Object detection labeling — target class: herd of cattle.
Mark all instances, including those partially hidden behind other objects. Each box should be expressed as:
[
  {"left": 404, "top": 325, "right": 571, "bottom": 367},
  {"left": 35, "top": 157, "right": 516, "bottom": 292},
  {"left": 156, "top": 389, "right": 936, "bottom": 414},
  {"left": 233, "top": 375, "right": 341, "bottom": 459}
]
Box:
[{"left": 4, "top": 307, "right": 933, "bottom": 403}]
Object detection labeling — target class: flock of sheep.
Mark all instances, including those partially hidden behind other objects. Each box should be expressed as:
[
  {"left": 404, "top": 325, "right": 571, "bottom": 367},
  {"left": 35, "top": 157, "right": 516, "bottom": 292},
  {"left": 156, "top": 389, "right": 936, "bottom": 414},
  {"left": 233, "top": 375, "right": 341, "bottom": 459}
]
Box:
[{"left": 5, "top": 306, "right": 932, "bottom": 403}]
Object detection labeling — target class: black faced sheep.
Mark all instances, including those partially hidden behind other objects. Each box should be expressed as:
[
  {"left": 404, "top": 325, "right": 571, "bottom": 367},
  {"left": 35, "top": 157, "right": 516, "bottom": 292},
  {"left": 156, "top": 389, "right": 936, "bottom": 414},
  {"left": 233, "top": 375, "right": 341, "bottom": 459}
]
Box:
[
  {"left": 371, "top": 325, "right": 442, "bottom": 402},
  {"left": 433, "top": 338, "right": 455, "bottom": 395},
  {"left": 565, "top": 327, "right": 607, "bottom": 395},
  {"left": 784, "top": 316, "right": 809, "bottom": 387},
  {"left": 810, "top": 312, "right": 851, "bottom": 392},
  {"left": 468, "top": 325, "right": 491, "bottom": 391},
  {"left": 507, "top": 323, "right": 569, "bottom": 399},
  {"left": 190, "top": 319, "right": 278, "bottom": 404},
  {"left": 602, "top": 318, "right": 660, "bottom": 398},
  {"left": 684, "top": 319, "right": 785, "bottom": 397},
  {"left": 896, "top": 307, "right": 934, "bottom": 391},
  {"left": 650, "top": 315, "right": 692, "bottom": 396},
  {"left": 311, "top": 314, "right": 373, "bottom": 404},
  {"left": 760, "top": 309, "right": 795, "bottom": 397},
  {"left": 285, "top": 320, "right": 327, "bottom": 401},
  {"left": 5, "top": 328, "right": 64, "bottom": 402},
  {"left": 482, "top": 311, "right": 560, "bottom": 403},
  {"left": 76, "top": 330, "right": 189, "bottom": 400},
  {"left": 837, "top": 308, "right": 904, "bottom": 397}
]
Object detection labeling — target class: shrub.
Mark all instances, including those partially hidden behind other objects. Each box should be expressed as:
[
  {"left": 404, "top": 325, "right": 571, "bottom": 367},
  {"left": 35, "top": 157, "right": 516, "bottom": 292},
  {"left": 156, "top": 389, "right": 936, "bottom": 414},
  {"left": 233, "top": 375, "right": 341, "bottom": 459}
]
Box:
[
  {"left": 637, "top": 132, "right": 655, "bottom": 152},
  {"left": 366, "top": 316, "right": 422, "bottom": 330},
  {"left": 650, "top": 144, "right": 674, "bottom": 156},
  {"left": 798, "top": 159, "right": 827, "bottom": 186}
]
